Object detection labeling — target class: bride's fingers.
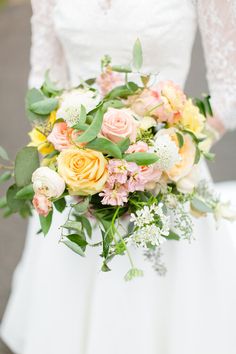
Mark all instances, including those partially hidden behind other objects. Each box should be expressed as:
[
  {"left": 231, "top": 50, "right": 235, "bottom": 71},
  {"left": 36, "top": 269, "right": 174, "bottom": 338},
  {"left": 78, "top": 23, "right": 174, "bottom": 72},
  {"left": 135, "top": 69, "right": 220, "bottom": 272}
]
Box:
[{"left": 207, "top": 115, "right": 226, "bottom": 139}]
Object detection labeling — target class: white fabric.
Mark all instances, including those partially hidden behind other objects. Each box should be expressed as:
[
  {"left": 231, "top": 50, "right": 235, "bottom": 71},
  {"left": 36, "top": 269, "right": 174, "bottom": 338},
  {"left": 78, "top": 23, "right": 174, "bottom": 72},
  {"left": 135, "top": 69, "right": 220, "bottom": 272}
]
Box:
[{"left": 1, "top": 1, "right": 236, "bottom": 353}]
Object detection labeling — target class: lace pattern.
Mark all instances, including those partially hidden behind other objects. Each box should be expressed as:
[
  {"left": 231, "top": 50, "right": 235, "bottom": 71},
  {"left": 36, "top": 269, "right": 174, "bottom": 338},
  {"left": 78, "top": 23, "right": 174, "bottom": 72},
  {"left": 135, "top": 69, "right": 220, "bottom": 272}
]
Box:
[
  {"left": 198, "top": 0, "right": 236, "bottom": 129},
  {"left": 29, "top": 0, "right": 69, "bottom": 88}
]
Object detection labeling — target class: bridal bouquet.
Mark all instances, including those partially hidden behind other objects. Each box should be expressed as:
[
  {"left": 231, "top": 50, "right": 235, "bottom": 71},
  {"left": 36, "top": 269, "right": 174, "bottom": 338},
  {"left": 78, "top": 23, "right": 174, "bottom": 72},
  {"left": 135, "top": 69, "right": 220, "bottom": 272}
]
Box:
[{"left": 1, "top": 40, "right": 235, "bottom": 279}]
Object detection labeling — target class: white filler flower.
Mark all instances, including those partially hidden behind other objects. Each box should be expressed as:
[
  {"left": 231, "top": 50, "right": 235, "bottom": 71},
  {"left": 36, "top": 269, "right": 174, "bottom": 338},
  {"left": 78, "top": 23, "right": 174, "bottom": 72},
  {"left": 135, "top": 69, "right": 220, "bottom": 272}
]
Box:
[
  {"left": 57, "top": 89, "right": 100, "bottom": 126},
  {"left": 152, "top": 134, "right": 180, "bottom": 171}
]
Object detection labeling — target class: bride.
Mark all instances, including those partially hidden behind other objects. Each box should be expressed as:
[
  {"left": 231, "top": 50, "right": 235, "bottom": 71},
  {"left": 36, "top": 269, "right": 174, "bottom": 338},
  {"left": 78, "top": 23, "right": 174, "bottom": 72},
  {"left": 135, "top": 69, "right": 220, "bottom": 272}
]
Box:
[{"left": 1, "top": 0, "right": 236, "bottom": 353}]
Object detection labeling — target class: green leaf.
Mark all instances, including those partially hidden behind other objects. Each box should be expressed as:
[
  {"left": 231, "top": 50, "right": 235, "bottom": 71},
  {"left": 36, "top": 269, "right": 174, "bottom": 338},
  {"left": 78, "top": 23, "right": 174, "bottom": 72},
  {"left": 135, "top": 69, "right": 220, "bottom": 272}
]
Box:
[
  {"left": 39, "top": 210, "right": 53, "bottom": 236},
  {"left": 194, "top": 146, "right": 201, "bottom": 164},
  {"left": 101, "top": 261, "right": 111, "bottom": 272},
  {"left": 15, "top": 147, "right": 40, "bottom": 187},
  {"left": 0, "top": 196, "right": 7, "bottom": 209},
  {"left": 42, "top": 70, "right": 61, "bottom": 96},
  {"left": 76, "top": 108, "right": 103, "bottom": 143},
  {"left": 203, "top": 151, "right": 215, "bottom": 161},
  {"left": 25, "top": 88, "right": 47, "bottom": 121},
  {"left": 62, "top": 239, "right": 85, "bottom": 256},
  {"left": 101, "top": 99, "right": 124, "bottom": 112},
  {"left": 191, "top": 197, "right": 213, "bottom": 213},
  {"left": 132, "top": 38, "right": 143, "bottom": 71},
  {"left": 194, "top": 98, "right": 206, "bottom": 117},
  {"left": 0, "top": 146, "right": 9, "bottom": 160},
  {"left": 73, "top": 197, "right": 90, "bottom": 214},
  {"left": 76, "top": 215, "right": 92, "bottom": 238},
  {"left": 176, "top": 132, "right": 184, "bottom": 148},
  {"left": 79, "top": 104, "right": 87, "bottom": 124},
  {"left": 111, "top": 65, "right": 132, "bottom": 73},
  {"left": 15, "top": 184, "right": 34, "bottom": 200},
  {"left": 203, "top": 95, "right": 213, "bottom": 117},
  {"left": 6, "top": 184, "right": 26, "bottom": 213},
  {"left": 54, "top": 197, "right": 67, "bottom": 212},
  {"left": 86, "top": 137, "right": 122, "bottom": 158},
  {"left": 0, "top": 171, "right": 12, "bottom": 185},
  {"left": 117, "top": 137, "right": 130, "bottom": 153},
  {"left": 124, "top": 152, "right": 159, "bottom": 165},
  {"left": 124, "top": 267, "right": 144, "bottom": 281},
  {"left": 166, "top": 230, "right": 180, "bottom": 240},
  {"left": 30, "top": 97, "right": 58, "bottom": 115},
  {"left": 67, "top": 233, "right": 87, "bottom": 251},
  {"left": 62, "top": 220, "right": 82, "bottom": 232},
  {"left": 105, "top": 82, "right": 139, "bottom": 100}
]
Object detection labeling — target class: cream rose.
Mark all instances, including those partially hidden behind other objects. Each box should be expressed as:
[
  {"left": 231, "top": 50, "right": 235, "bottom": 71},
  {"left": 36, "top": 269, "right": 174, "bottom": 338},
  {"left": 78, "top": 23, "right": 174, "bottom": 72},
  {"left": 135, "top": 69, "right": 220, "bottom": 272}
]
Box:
[
  {"left": 57, "top": 148, "right": 108, "bottom": 195},
  {"left": 101, "top": 108, "right": 138, "bottom": 143},
  {"left": 176, "top": 166, "right": 200, "bottom": 194},
  {"left": 32, "top": 167, "right": 65, "bottom": 198}
]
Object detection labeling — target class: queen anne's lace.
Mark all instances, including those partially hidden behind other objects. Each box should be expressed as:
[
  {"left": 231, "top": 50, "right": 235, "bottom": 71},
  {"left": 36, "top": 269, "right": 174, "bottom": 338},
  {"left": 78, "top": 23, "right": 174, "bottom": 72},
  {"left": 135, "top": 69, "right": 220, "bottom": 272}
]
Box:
[{"left": 197, "top": 0, "right": 236, "bottom": 129}]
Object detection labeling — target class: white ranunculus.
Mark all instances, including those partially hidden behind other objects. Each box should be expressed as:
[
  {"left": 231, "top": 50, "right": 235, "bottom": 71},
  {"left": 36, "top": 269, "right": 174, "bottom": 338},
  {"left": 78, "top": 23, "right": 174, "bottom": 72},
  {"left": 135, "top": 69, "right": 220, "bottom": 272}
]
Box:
[
  {"left": 32, "top": 167, "right": 65, "bottom": 198},
  {"left": 177, "top": 166, "right": 200, "bottom": 194},
  {"left": 57, "top": 89, "right": 100, "bottom": 127}
]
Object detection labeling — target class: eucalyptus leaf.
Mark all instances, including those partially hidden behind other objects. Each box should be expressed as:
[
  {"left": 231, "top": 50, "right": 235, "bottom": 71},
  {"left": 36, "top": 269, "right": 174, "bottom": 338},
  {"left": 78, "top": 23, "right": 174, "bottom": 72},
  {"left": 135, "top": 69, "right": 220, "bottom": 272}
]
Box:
[
  {"left": 191, "top": 197, "right": 213, "bottom": 213},
  {"left": 15, "top": 147, "right": 39, "bottom": 187},
  {"left": 203, "top": 151, "right": 215, "bottom": 161},
  {"left": 0, "top": 171, "right": 12, "bottom": 185},
  {"left": 76, "top": 215, "right": 92, "bottom": 238},
  {"left": 63, "top": 239, "right": 85, "bottom": 256},
  {"left": 124, "top": 267, "right": 144, "bottom": 281},
  {"left": 62, "top": 220, "right": 82, "bottom": 232},
  {"left": 124, "top": 152, "right": 159, "bottom": 165},
  {"left": 0, "top": 196, "right": 7, "bottom": 209},
  {"left": 111, "top": 65, "right": 132, "bottom": 73},
  {"left": 165, "top": 230, "right": 180, "bottom": 240},
  {"left": 39, "top": 210, "right": 53, "bottom": 236},
  {"left": 105, "top": 82, "right": 139, "bottom": 100},
  {"left": 25, "top": 88, "right": 47, "bottom": 121},
  {"left": 30, "top": 97, "right": 58, "bottom": 115},
  {"left": 0, "top": 146, "right": 9, "bottom": 161},
  {"left": 102, "top": 99, "right": 124, "bottom": 112},
  {"left": 15, "top": 184, "right": 34, "bottom": 200},
  {"left": 194, "top": 146, "right": 201, "bottom": 164},
  {"left": 54, "top": 197, "right": 67, "bottom": 213},
  {"left": 76, "top": 108, "right": 103, "bottom": 143},
  {"left": 117, "top": 137, "right": 130, "bottom": 153},
  {"left": 6, "top": 184, "right": 26, "bottom": 213},
  {"left": 67, "top": 233, "right": 87, "bottom": 250},
  {"left": 132, "top": 38, "right": 143, "bottom": 71},
  {"left": 73, "top": 197, "right": 90, "bottom": 214},
  {"left": 86, "top": 137, "right": 122, "bottom": 158}
]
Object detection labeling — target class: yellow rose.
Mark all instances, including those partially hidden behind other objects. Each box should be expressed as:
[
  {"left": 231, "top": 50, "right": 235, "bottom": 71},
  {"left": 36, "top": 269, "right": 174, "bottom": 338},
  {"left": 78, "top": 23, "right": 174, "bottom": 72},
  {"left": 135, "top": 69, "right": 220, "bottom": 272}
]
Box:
[
  {"left": 57, "top": 148, "right": 108, "bottom": 195},
  {"left": 28, "top": 111, "right": 56, "bottom": 155},
  {"left": 180, "top": 99, "right": 205, "bottom": 134}
]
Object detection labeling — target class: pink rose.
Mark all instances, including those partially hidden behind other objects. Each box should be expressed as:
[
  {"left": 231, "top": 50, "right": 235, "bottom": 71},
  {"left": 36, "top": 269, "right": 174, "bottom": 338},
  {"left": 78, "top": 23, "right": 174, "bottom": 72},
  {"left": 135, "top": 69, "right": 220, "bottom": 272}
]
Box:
[
  {"left": 127, "top": 141, "right": 149, "bottom": 153},
  {"left": 33, "top": 193, "right": 52, "bottom": 217},
  {"left": 101, "top": 108, "right": 138, "bottom": 143},
  {"left": 140, "top": 165, "right": 162, "bottom": 190},
  {"left": 47, "top": 122, "right": 79, "bottom": 151},
  {"left": 96, "top": 68, "right": 123, "bottom": 96}
]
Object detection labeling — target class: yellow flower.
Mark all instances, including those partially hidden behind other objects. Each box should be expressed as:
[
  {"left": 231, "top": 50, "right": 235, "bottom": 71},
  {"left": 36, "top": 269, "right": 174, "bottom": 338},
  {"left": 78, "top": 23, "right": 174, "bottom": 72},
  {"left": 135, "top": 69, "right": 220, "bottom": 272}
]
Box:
[
  {"left": 57, "top": 148, "right": 108, "bottom": 196},
  {"left": 180, "top": 99, "right": 205, "bottom": 134},
  {"left": 28, "top": 111, "right": 56, "bottom": 155}
]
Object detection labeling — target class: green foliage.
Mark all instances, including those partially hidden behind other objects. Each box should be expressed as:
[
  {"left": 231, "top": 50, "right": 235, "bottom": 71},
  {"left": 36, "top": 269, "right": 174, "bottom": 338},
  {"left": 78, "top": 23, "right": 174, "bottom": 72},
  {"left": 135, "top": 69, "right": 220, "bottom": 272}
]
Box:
[
  {"left": 15, "top": 147, "right": 39, "bottom": 187},
  {"left": 132, "top": 38, "right": 143, "bottom": 71},
  {"left": 15, "top": 184, "right": 34, "bottom": 200},
  {"left": 0, "top": 171, "right": 12, "bottom": 185},
  {"left": 124, "top": 268, "right": 144, "bottom": 281},
  {"left": 101, "top": 99, "right": 124, "bottom": 112},
  {"left": 124, "top": 152, "right": 159, "bottom": 165},
  {"left": 67, "top": 233, "right": 87, "bottom": 251},
  {"left": 41, "top": 70, "right": 62, "bottom": 97},
  {"left": 111, "top": 65, "right": 132, "bottom": 73},
  {"left": 191, "top": 197, "right": 213, "bottom": 213},
  {"left": 0, "top": 145, "right": 9, "bottom": 160},
  {"left": 176, "top": 132, "right": 184, "bottom": 148},
  {"left": 75, "top": 215, "right": 92, "bottom": 238},
  {"left": 30, "top": 97, "right": 58, "bottom": 115},
  {"left": 117, "top": 137, "right": 130, "bottom": 153},
  {"left": 25, "top": 88, "right": 47, "bottom": 121},
  {"left": 86, "top": 137, "right": 122, "bottom": 158},
  {"left": 6, "top": 184, "right": 25, "bottom": 213},
  {"left": 105, "top": 82, "right": 139, "bottom": 100},
  {"left": 73, "top": 197, "right": 90, "bottom": 214},
  {"left": 62, "top": 220, "right": 82, "bottom": 232},
  {"left": 54, "top": 197, "right": 67, "bottom": 213},
  {"left": 39, "top": 210, "right": 53, "bottom": 236},
  {"left": 76, "top": 108, "right": 103, "bottom": 143},
  {"left": 62, "top": 239, "right": 85, "bottom": 256}
]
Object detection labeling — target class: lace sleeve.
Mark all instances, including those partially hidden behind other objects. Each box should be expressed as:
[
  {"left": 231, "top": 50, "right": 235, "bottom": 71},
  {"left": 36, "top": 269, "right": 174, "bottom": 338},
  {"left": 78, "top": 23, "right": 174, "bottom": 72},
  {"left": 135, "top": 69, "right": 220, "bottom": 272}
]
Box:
[
  {"left": 29, "top": 0, "right": 69, "bottom": 88},
  {"left": 197, "top": 0, "right": 236, "bottom": 130}
]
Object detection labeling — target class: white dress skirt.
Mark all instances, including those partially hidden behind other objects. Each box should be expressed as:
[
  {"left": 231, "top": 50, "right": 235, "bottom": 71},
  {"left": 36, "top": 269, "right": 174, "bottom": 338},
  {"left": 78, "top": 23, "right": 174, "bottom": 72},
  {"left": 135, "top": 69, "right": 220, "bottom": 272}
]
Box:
[{"left": 1, "top": 0, "right": 236, "bottom": 353}]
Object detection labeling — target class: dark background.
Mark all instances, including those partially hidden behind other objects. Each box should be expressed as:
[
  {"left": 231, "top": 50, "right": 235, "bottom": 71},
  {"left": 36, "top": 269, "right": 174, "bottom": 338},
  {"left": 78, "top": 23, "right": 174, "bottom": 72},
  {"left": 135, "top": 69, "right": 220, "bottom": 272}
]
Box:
[{"left": 0, "top": 1, "right": 235, "bottom": 353}]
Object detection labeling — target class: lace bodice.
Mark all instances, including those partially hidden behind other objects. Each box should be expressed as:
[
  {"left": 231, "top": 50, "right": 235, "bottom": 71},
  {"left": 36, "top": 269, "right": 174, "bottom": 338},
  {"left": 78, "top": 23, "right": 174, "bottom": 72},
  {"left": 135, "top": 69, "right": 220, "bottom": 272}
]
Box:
[{"left": 29, "top": 0, "right": 236, "bottom": 130}]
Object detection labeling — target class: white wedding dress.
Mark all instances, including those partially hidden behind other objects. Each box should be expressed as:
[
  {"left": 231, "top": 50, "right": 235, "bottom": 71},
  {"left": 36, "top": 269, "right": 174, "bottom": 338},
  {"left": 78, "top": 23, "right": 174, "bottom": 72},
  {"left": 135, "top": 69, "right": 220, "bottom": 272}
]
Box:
[{"left": 1, "top": 1, "right": 236, "bottom": 353}]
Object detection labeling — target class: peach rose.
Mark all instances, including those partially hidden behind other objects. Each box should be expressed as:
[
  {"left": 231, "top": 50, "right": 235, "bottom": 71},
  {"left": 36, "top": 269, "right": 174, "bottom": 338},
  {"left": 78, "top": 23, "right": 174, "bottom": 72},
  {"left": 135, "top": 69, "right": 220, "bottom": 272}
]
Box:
[
  {"left": 128, "top": 88, "right": 162, "bottom": 117},
  {"left": 127, "top": 141, "right": 149, "bottom": 153},
  {"left": 47, "top": 122, "right": 79, "bottom": 151},
  {"left": 157, "top": 128, "right": 196, "bottom": 182},
  {"left": 32, "top": 193, "right": 52, "bottom": 217},
  {"left": 140, "top": 165, "right": 162, "bottom": 190},
  {"left": 57, "top": 148, "right": 108, "bottom": 195},
  {"left": 101, "top": 108, "right": 138, "bottom": 143}
]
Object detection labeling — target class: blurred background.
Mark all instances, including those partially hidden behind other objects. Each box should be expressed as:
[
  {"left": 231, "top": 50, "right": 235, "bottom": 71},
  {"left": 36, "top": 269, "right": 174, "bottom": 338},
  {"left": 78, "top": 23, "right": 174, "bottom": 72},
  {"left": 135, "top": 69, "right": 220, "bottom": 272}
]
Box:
[{"left": 0, "top": 1, "right": 235, "bottom": 353}]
